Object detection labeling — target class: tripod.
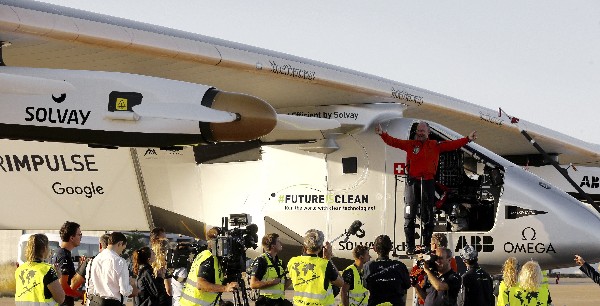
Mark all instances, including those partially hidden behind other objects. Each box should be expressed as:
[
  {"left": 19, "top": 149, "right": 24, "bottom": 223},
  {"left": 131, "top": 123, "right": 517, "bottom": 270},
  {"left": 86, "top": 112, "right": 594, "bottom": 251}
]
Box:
[{"left": 228, "top": 272, "right": 250, "bottom": 306}]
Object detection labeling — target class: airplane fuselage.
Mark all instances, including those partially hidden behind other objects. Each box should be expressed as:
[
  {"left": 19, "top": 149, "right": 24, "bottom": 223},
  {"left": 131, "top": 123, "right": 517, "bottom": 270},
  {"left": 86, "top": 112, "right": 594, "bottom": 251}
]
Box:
[{"left": 196, "top": 105, "right": 600, "bottom": 272}]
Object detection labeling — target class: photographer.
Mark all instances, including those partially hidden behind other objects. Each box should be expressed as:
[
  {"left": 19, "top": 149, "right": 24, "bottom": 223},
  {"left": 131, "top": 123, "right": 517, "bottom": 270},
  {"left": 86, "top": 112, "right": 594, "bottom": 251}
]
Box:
[
  {"left": 412, "top": 233, "right": 457, "bottom": 305},
  {"left": 362, "top": 235, "right": 410, "bottom": 306},
  {"left": 287, "top": 229, "right": 344, "bottom": 306},
  {"left": 250, "top": 233, "right": 291, "bottom": 306},
  {"left": 180, "top": 228, "right": 238, "bottom": 306},
  {"left": 413, "top": 247, "right": 461, "bottom": 306}
]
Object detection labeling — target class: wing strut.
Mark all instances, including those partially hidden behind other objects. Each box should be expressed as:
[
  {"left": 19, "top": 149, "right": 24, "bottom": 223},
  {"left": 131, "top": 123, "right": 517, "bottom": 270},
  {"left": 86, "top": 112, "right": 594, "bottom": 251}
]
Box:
[{"left": 500, "top": 108, "right": 599, "bottom": 211}]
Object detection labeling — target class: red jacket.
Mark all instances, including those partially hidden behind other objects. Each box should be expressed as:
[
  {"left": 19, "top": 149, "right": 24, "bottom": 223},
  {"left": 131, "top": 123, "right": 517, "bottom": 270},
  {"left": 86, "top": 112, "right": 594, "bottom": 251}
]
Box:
[{"left": 380, "top": 132, "right": 469, "bottom": 180}]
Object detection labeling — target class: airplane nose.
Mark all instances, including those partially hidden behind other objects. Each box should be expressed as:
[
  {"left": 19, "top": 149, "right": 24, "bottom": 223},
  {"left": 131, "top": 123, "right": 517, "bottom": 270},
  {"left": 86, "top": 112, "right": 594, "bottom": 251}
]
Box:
[
  {"left": 499, "top": 170, "right": 600, "bottom": 269},
  {"left": 569, "top": 203, "right": 600, "bottom": 261},
  {"left": 541, "top": 191, "right": 600, "bottom": 265}
]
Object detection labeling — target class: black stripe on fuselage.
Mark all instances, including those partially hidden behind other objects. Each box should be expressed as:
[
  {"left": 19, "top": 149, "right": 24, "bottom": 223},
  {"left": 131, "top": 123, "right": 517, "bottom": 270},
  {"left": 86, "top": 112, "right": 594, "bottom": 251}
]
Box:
[
  {"left": 567, "top": 192, "right": 600, "bottom": 205},
  {"left": 0, "top": 123, "right": 204, "bottom": 147}
]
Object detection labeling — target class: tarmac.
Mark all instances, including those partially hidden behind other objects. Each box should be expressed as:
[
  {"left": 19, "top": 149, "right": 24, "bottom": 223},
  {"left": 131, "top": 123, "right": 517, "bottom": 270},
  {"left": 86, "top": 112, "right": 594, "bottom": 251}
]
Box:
[{"left": 2, "top": 277, "right": 599, "bottom": 305}]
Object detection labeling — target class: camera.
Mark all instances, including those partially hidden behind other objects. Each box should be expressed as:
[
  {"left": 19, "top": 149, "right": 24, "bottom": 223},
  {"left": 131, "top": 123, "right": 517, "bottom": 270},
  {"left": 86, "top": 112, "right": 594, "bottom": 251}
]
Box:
[
  {"left": 211, "top": 214, "right": 259, "bottom": 279},
  {"left": 410, "top": 252, "right": 439, "bottom": 286},
  {"left": 167, "top": 240, "right": 207, "bottom": 270},
  {"left": 209, "top": 214, "right": 259, "bottom": 306},
  {"left": 166, "top": 240, "right": 207, "bottom": 282},
  {"left": 417, "top": 254, "right": 439, "bottom": 272}
]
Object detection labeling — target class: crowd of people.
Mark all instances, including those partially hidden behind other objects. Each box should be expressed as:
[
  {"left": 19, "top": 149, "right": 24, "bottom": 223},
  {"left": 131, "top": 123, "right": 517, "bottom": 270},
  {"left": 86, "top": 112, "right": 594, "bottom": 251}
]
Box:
[
  {"left": 16, "top": 220, "right": 600, "bottom": 306},
  {"left": 172, "top": 226, "right": 549, "bottom": 306},
  {"left": 15, "top": 222, "right": 141, "bottom": 306}
]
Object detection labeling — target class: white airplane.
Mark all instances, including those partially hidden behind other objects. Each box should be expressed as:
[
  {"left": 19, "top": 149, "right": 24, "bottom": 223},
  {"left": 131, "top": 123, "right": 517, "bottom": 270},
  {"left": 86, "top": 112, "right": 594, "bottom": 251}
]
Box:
[{"left": 1, "top": 0, "right": 599, "bottom": 273}]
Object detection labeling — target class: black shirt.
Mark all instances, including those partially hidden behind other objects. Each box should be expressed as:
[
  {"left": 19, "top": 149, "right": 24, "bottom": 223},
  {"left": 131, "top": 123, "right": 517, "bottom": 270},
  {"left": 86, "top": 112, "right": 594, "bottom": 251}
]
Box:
[
  {"left": 460, "top": 264, "right": 494, "bottom": 306},
  {"left": 75, "top": 257, "right": 90, "bottom": 278},
  {"left": 423, "top": 269, "right": 461, "bottom": 306},
  {"left": 134, "top": 264, "right": 170, "bottom": 306},
  {"left": 55, "top": 247, "right": 76, "bottom": 306},
  {"left": 252, "top": 253, "right": 284, "bottom": 281},
  {"left": 341, "top": 264, "right": 359, "bottom": 291},
  {"left": 55, "top": 247, "right": 76, "bottom": 278},
  {"left": 197, "top": 253, "right": 219, "bottom": 283},
  {"left": 362, "top": 257, "right": 410, "bottom": 306}
]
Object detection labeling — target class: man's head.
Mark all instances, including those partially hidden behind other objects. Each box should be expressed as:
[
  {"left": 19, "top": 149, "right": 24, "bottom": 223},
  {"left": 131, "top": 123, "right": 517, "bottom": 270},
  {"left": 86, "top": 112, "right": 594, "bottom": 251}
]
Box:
[
  {"left": 261, "top": 233, "right": 282, "bottom": 253},
  {"left": 59, "top": 221, "right": 82, "bottom": 248},
  {"left": 205, "top": 227, "right": 220, "bottom": 249},
  {"left": 430, "top": 233, "right": 448, "bottom": 250},
  {"left": 303, "top": 229, "right": 324, "bottom": 254},
  {"left": 414, "top": 122, "right": 430, "bottom": 141},
  {"left": 99, "top": 233, "right": 110, "bottom": 251},
  {"left": 352, "top": 245, "right": 371, "bottom": 264},
  {"left": 108, "top": 232, "right": 128, "bottom": 255},
  {"left": 373, "top": 235, "right": 393, "bottom": 256},
  {"left": 434, "top": 247, "right": 453, "bottom": 273},
  {"left": 459, "top": 244, "right": 478, "bottom": 266},
  {"left": 206, "top": 227, "right": 220, "bottom": 240}
]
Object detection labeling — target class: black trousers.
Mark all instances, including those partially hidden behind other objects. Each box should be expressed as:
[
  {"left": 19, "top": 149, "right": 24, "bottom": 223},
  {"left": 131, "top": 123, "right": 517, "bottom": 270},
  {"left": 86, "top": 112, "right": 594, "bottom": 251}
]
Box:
[
  {"left": 404, "top": 178, "right": 435, "bottom": 249},
  {"left": 255, "top": 296, "right": 292, "bottom": 306},
  {"left": 88, "top": 294, "right": 123, "bottom": 306}
]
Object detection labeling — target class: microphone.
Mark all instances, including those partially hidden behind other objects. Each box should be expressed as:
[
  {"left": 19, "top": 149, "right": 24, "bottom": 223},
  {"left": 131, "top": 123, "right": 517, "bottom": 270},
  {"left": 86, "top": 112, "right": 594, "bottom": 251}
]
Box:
[
  {"left": 331, "top": 220, "right": 364, "bottom": 244},
  {"left": 347, "top": 220, "right": 363, "bottom": 235},
  {"left": 245, "top": 223, "right": 259, "bottom": 234},
  {"left": 342, "top": 220, "right": 363, "bottom": 243}
]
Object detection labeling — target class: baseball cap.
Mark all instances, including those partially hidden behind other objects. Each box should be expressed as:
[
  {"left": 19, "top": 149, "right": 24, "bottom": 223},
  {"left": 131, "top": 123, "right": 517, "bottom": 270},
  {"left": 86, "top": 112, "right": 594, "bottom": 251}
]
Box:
[{"left": 460, "top": 244, "right": 478, "bottom": 261}]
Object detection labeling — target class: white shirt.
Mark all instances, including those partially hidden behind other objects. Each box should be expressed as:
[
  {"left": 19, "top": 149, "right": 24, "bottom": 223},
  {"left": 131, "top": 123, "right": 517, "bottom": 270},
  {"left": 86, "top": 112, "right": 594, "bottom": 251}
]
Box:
[{"left": 87, "top": 248, "right": 133, "bottom": 300}]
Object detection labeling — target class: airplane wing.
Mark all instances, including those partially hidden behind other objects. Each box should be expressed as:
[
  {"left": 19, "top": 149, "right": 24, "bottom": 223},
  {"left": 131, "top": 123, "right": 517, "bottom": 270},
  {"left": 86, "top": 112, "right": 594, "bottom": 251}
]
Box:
[{"left": 0, "top": 0, "right": 598, "bottom": 165}]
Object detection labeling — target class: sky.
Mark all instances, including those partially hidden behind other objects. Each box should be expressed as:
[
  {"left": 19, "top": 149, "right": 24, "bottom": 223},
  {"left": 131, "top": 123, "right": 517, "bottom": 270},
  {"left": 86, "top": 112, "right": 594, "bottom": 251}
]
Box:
[{"left": 39, "top": 0, "right": 600, "bottom": 145}]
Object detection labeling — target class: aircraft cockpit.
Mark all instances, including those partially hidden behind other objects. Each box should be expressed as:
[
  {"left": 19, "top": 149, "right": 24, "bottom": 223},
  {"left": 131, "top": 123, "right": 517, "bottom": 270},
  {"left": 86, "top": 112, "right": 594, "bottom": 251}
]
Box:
[{"left": 409, "top": 123, "right": 505, "bottom": 232}]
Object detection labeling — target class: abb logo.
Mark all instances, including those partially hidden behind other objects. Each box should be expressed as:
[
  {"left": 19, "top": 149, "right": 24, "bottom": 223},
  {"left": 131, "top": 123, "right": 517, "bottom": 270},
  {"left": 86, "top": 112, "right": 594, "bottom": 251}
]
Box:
[
  {"left": 455, "top": 235, "right": 494, "bottom": 253},
  {"left": 394, "top": 163, "right": 406, "bottom": 175},
  {"left": 580, "top": 176, "right": 600, "bottom": 188}
]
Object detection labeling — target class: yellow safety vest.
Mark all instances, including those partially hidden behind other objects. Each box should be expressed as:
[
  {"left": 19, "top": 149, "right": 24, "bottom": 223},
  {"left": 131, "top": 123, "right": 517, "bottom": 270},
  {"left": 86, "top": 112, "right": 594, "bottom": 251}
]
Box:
[
  {"left": 15, "top": 261, "right": 57, "bottom": 306},
  {"left": 339, "top": 265, "right": 368, "bottom": 306},
  {"left": 508, "top": 285, "right": 549, "bottom": 306},
  {"left": 180, "top": 250, "right": 223, "bottom": 306},
  {"left": 288, "top": 255, "right": 334, "bottom": 306},
  {"left": 496, "top": 280, "right": 511, "bottom": 306},
  {"left": 541, "top": 270, "right": 549, "bottom": 293},
  {"left": 258, "top": 253, "right": 285, "bottom": 300}
]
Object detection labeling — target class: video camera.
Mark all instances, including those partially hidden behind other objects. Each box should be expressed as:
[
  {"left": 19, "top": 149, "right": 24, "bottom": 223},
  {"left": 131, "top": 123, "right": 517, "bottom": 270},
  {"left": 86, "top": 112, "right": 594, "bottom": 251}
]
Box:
[
  {"left": 416, "top": 253, "right": 439, "bottom": 272},
  {"left": 410, "top": 248, "right": 439, "bottom": 286},
  {"left": 211, "top": 214, "right": 259, "bottom": 279},
  {"left": 166, "top": 240, "right": 207, "bottom": 271}
]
